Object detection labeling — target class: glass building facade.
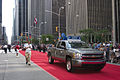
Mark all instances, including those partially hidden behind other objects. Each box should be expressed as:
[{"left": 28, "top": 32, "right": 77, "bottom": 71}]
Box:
[
  {"left": 88, "top": 0, "right": 112, "bottom": 31},
  {"left": 87, "top": 0, "right": 112, "bottom": 41},
  {"left": 52, "top": 0, "right": 66, "bottom": 38},
  {"left": 18, "top": 0, "right": 28, "bottom": 36},
  {"left": 0, "top": 0, "right": 2, "bottom": 23},
  {"left": 66, "top": 0, "right": 112, "bottom": 41},
  {"left": 30, "top": 0, "right": 45, "bottom": 39},
  {"left": 115, "top": 0, "right": 120, "bottom": 43},
  {"left": 0, "top": 0, "right": 2, "bottom": 44}
]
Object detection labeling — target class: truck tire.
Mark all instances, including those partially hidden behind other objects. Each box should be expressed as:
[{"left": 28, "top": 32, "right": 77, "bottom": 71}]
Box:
[
  {"left": 94, "top": 65, "right": 105, "bottom": 71},
  {"left": 66, "top": 58, "right": 73, "bottom": 72},
  {"left": 48, "top": 55, "right": 54, "bottom": 64}
]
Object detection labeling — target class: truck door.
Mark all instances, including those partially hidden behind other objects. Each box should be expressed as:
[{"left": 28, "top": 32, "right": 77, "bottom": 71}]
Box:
[
  {"left": 55, "top": 41, "right": 61, "bottom": 59},
  {"left": 59, "top": 41, "right": 66, "bottom": 60}
]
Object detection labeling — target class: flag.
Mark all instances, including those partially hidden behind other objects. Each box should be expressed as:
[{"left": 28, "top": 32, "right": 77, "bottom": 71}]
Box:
[{"left": 34, "top": 17, "right": 37, "bottom": 24}]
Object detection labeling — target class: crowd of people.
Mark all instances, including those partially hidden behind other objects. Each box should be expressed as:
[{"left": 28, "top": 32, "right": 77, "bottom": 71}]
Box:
[
  {"left": 0, "top": 42, "right": 49, "bottom": 66},
  {"left": 0, "top": 44, "right": 11, "bottom": 53},
  {"left": 88, "top": 42, "right": 120, "bottom": 64},
  {"left": 0, "top": 41, "right": 120, "bottom": 64}
]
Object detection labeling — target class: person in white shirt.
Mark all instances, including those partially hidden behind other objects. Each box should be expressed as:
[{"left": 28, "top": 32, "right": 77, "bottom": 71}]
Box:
[
  {"left": 24, "top": 41, "right": 32, "bottom": 65},
  {"left": 3, "top": 45, "right": 8, "bottom": 53}
]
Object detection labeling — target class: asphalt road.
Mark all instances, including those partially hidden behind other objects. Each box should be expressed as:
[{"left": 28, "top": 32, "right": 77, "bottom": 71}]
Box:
[
  {"left": 1, "top": 49, "right": 120, "bottom": 80},
  {"left": 0, "top": 49, "right": 56, "bottom": 80}
]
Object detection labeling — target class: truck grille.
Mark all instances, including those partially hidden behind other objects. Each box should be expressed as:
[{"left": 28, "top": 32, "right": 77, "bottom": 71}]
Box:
[{"left": 82, "top": 54, "right": 104, "bottom": 60}]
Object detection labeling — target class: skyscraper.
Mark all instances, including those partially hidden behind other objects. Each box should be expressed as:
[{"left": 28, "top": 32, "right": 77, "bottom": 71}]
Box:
[
  {"left": 18, "top": 0, "right": 28, "bottom": 36},
  {"left": 29, "top": 0, "right": 45, "bottom": 39},
  {"left": 13, "top": 0, "right": 28, "bottom": 43},
  {"left": 114, "top": 0, "right": 120, "bottom": 43},
  {"left": 2, "top": 27, "right": 8, "bottom": 44},
  {"left": 0, "top": 0, "right": 2, "bottom": 23},
  {"left": 0, "top": 0, "right": 2, "bottom": 44},
  {"left": 66, "top": 0, "right": 112, "bottom": 41},
  {"left": 52, "top": 0, "right": 66, "bottom": 38},
  {"left": 44, "top": 0, "right": 52, "bottom": 34}
]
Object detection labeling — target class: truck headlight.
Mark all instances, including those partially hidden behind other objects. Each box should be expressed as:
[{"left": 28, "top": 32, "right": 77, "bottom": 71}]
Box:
[
  {"left": 73, "top": 53, "right": 82, "bottom": 59},
  {"left": 103, "top": 51, "right": 106, "bottom": 59}
]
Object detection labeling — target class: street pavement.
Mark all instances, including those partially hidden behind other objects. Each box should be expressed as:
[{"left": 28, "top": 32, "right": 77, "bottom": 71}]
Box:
[{"left": 0, "top": 49, "right": 56, "bottom": 80}]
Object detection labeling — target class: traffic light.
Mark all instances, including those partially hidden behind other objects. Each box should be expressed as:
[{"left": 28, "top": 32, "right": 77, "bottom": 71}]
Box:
[{"left": 56, "top": 26, "right": 58, "bottom": 32}]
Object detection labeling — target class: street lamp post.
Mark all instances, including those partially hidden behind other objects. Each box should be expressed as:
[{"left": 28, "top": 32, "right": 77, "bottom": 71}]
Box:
[
  {"left": 45, "top": 2, "right": 71, "bottom": 41},
  {"left": 39, "top": 22, "right": 47, "bottom": 44},
  {"left": 112, "top": 0, "right": 116, "bottom": 46},
  {"left": 30, "top": 22, "right": 47, "bottom": 44},
  {"left": 58, "top": 7, "right": 64, "bottom": 40}
]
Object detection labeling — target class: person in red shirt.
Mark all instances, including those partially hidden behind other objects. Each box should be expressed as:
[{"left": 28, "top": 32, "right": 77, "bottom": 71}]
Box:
[{"left": 15, "top": 45, "right": 20, "bottom": 57}]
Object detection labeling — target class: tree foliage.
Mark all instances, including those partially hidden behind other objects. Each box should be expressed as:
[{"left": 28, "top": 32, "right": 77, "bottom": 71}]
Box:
[
  {"left": 79, "top": 29, "right": 94, "bottom": 42},
  {"left": 41, "top": 34, "right": 54, "bottom": 44},
  {"left": 31, "top": 38, "right": 39, "bottom": 45},
  {"left": 80, "top": 29, "right": 110, "bottom": 42}
]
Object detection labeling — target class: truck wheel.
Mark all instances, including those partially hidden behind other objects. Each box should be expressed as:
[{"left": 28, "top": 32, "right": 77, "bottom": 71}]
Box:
[
  {"left": 66, "top": 58, "right": 73, "bottom": 72},
  {"left": 48, "top": 55, "right": 54, "bottom": 64},
  {"left": 94, "top": 65, "right": 105, "bottom": 71}
]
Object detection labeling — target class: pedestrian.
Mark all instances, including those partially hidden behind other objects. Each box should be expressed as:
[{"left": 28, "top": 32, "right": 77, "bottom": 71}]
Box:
[
  {"left": 37, "top": 44, "right": 41, "bottom": 52},
  {"left": 43, "top": 44, "right": 46, "bottom": 53},
  {"left": 8, "top": 44, "right": 11, "bottom": 52},
  {"left": 3, "top": 45, "right": 7, "bottom": 53},
  {"left": 105, "top": 45, "right": 110, "bottom": 62},
  {"left": 98, "top": 44, "right": 105, "bottom": 51},
  {"left": 32, "top": 45, "right": 35, "bottom": 50},
  {"left": 15, "top": 45, "right": 20, "bottom": 57},
  {"left": 24, "top": 41, "right": 32, "bottom": 65}
]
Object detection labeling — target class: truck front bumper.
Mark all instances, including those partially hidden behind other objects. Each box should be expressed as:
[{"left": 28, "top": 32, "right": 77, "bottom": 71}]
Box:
[{"left": 72, "top": 59, "right": 106, "bottom": 67}]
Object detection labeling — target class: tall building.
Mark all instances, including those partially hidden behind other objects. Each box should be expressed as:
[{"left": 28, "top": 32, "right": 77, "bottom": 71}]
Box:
[
  {"left": 52, "top": 0, "right": 66, "bottom": 38},
  {"left": 28, "top": 0, "right": 46, "bottom": 39},
  {"left": 13, "top": 0, "right": 48, "bottom": 43},
  {"left": 11, "top": 8, "right": 17, "bottom": 44},
  {"left": 114, "top": 0, "right": 120, "bottom": 43},
  {"left": 0, "top": 24, "right": 2, "bottom": 44},
  {"left": 2, "top": 27, "right": 8, "bottom": 44},
  {"left": 44, "top": 0, "right": 52, "bottom": 34},
  {"left": 0, "top": 0, "right": 2, "bottom": 44},
  {"left": 13, "top": 0, "right": 19, "bottom": 43},
  {"left": 0, "top": 0, "right": 2, "bottom": 23},
  {"left": 66, "top": 0, "right": 112, "bottom": 41},
  {"left": 18, "top": 0, "right": 28, "bottom": 36},
  {"left": 12, "top": 0, "right": 28, "bottom": 44}
]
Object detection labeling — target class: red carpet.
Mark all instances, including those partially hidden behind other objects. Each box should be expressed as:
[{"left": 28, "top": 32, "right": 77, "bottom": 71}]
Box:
[{"left": 20, "top": 51, "right": 120, "bottom": 80}]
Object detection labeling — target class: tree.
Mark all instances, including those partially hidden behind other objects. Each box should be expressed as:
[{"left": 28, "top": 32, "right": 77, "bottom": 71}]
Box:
[
  {"left": 80, "top": 29, "right": 110, "bottom": 42},
  {"left": 41, "top": 34, "right": 54, "bottom": 44},
  {"left": 79, "top": 29, "right": 94, "bottom": 42},
  {"left": 31, "top": 38, "right": 39, "bottom": 45},
  {"left": 97, "top": 29, "right": 110, "bottom": 42}
]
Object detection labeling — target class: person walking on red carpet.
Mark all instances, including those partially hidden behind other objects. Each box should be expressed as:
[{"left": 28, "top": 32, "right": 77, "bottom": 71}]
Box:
[
  {"left": 15, "top": 45, "right": 20, "bottom": 57},
  {"left": 24, "top": 41, "right": 32, "bottom": 65}
]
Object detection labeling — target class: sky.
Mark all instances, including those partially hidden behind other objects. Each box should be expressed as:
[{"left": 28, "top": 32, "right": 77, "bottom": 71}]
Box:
[{"left": 2, "top": 0, "right": 15, "bottom": 44}]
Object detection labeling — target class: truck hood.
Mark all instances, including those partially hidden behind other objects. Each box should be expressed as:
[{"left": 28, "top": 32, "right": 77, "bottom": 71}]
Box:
[{"left": 69, "top": 48, "right": 103, "bottom": 54}]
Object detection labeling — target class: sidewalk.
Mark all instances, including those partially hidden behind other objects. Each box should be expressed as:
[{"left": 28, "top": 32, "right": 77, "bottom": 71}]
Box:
[{"left": 0, "top": 49, "right": 56, "bottom": 80}]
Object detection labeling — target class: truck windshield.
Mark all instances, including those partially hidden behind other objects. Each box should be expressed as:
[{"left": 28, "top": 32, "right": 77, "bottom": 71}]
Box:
[{"left": 68, "top": 42, "right": 89, "bottom": 48}]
